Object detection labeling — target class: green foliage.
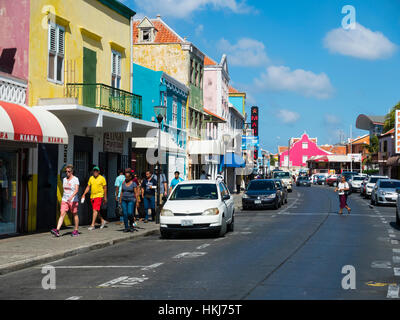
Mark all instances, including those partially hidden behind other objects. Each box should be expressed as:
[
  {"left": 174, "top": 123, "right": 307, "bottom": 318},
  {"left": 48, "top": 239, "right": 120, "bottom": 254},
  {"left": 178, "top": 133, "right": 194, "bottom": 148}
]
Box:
[
  {"left": 269, "top": 155, "right": 276, "bottom": 166},
  {"left": 362, "top": 169, "right": 379, "bottom": 175},
  {"left": 383, "top": 101, "right": 400, "bottom": 132}
]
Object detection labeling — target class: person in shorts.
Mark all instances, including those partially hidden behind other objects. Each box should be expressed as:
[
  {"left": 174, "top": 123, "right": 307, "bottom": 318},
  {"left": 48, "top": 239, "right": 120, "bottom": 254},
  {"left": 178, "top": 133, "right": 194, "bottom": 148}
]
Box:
[
  {"left": 81, "top": 166, "right": 108, "bottom": 230},
  {"left": 51, "top": 165, "right": 80, "bottom": 237}
]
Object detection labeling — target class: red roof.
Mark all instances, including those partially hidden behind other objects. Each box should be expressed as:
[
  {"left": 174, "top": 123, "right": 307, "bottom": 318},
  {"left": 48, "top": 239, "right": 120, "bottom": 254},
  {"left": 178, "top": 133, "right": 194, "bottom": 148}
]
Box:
[
  {"left": 229, "top": 86, "right": 239, "bottom": 94},
  {"left": 204, "top": 56, "right": 217, "bottom": 66},
  {"left": 203, "top": 108, "right": 226, "bottom": 122},
  {"left": 132, "top": 19, "right": 183, "bottom": 44}
]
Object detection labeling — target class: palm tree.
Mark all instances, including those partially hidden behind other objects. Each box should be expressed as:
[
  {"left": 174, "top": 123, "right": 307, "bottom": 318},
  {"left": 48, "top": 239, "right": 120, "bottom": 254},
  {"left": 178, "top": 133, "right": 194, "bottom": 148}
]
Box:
[
  {"left": 383, "top": 101, "right": 400, "bottom": 132},
  {"left": 363, "top": 134, "right": 379, "bottom": 169}
]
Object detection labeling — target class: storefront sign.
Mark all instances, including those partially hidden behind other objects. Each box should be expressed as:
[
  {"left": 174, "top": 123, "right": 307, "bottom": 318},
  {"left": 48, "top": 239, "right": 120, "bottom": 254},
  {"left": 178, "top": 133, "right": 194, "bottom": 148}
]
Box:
[
  {"left": 251, "top": 106, "right": 259, "bottom": 136},
  {"left": 348, "top": 153, "right": 362, "bottom": 162},
  {"left": 104, "top": 132, "right": 124, "bottom": 154},
  {"left": 396, "top": 110, "right": 400, "bottom": 154}
]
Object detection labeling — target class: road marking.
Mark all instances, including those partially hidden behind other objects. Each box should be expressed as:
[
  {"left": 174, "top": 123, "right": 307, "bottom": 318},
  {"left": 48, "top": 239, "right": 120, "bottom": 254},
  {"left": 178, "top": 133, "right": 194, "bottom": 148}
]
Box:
[
  {"left": 173, "top": 252, "right": 207, "bottom": 259},
  {"left": 390, "top": 234, "right": 396, "bottom": 238},
  {"left": 388, "top": 229, "right": 395, "bottom": 233},
  {"left": 391, "top": 240, "right": 400, "bottom": 245},
  {"left": 394, "top": 268, "right": 400, "bottom": 276},
  {"left": 393, "top": 249, "right": 400, "bottom": 254},
  {"left": 45, "top": 264, "right": 163, "bottom": 270},
  {"left": 66, "top": 296, "right": 82, "bottom": 300},
  {"left": 196, "top": 244, "right": 210, "bottom": 250},
  {"left": 393, "top": 256, "right": 400, "bottom": 264},
  {"left": 98, "top": 276, "right": 149, "bottom": 288},
  {"left": 141, "top": 263, "right": 164, "bottom": 271},
  {"left": 371, "top": 261, "right": 392, "bottom": 269},
  {"left": 240, "top": 231, "right": 252, "bottom": 235},
  {"left": 387, "top": 284, "right": 400, "bottom": 299}
]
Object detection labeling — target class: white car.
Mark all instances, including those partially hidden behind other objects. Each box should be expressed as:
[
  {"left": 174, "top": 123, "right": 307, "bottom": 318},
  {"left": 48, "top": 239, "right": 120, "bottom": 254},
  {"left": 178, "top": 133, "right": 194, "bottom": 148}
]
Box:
[
  {"left": 160, "top": 180, "right": 235, "bottom": 238},
  {"left": 364, "top": 175, "right": 389, "bottom": 198},
  {"left": 350, "top": 175, "right": 366, "bottom": 192}
]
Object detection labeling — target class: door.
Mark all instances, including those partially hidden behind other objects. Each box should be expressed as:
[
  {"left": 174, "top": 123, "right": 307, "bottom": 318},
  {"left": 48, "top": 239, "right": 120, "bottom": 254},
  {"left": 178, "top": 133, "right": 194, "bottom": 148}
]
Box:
[
  {"left": 82, "top": 47, "right": 97, "bottom": 108},
  {"left": 220, "top": 182, "right": 234, "bottom": 221},
  {"left": 107, "top": 153, "right": 118, "bottom": 220}
]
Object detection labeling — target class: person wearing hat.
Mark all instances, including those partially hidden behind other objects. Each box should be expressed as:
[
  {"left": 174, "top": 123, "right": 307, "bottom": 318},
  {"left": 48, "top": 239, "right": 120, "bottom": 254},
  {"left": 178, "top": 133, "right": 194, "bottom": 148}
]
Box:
[{"left": 81, "top": 166, "right": 108, "bottom": 230}]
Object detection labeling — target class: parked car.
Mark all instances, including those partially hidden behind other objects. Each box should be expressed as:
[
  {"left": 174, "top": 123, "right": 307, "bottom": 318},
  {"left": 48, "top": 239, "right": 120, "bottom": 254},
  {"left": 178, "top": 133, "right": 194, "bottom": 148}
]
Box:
[
  {"left": 296, "top": 176, "right": 312, "bottom": 187},
  {"left": 371, "top": 179, "right": 400, "bottom": 206},
  {"left": 349, "top": 175, "right": 366, "bottom": 192},
  {"left": 360, "top": 176, "right": 370, "bottom": 196},
  {"left": 271, "top": 171, "right": 293, "bottom": 192},
  {"left": 242, "top": 179, "right": 282, "bottom": 210},
  {"left": 273, "top": 179, "right": 288, "bottom": 205},
  {"left": 326, "top": 175, "right": 339, "bottom": 187},
  {"left": 160, "top": 180, "right": 234, "bottom": 238},
  {"left": 317, "top": 175, "right": 327, "bottom": 185},
  {"left": 395, "top": 188, "right": 400, "bottom": 225},
  {"left": 363, "top": 175, "right": 389, "bottom": 198}
]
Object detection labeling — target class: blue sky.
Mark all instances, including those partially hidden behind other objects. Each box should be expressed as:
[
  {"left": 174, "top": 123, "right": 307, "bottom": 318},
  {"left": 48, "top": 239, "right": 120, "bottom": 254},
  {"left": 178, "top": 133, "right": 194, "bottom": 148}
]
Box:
[{"left": 123, "top": 0, "right": 400, "bottom": 153}]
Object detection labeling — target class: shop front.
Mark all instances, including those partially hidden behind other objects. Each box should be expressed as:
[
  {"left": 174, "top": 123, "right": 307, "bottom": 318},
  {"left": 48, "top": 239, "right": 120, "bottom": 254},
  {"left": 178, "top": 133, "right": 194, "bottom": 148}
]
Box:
[{"left": 0, "top": 101, "right": 68, "bottom": 236}]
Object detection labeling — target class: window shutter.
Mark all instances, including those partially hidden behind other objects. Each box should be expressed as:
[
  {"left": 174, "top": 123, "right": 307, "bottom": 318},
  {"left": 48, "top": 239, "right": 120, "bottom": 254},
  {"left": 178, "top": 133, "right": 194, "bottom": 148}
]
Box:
[
  {"left": 117, "top": 54, "right": 121, "bottom": 76},
  {"left": 58, "top": 28, "right": 64, "bottom": 55},
  {"left": 49, "top": 25, "right": 57, "bottom": 53}
]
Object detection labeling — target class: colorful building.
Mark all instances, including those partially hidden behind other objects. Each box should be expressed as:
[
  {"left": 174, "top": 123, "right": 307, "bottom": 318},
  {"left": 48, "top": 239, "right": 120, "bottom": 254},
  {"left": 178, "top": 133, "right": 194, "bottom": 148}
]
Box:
[{"left": 131, "top": 63, "right": 189, "bottom": 181}]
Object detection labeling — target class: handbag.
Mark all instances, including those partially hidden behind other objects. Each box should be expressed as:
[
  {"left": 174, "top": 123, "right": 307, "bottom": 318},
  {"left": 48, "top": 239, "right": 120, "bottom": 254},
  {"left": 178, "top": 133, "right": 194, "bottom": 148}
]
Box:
[{"left": 115, "top": 204, "right": 123, "bottom": 217}]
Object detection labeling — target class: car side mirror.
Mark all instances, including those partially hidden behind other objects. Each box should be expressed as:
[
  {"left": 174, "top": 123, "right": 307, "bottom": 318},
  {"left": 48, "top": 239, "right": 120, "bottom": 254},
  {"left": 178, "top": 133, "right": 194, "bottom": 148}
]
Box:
[{"left": 223, "top": 194, "right": 231, "bottom": 201}]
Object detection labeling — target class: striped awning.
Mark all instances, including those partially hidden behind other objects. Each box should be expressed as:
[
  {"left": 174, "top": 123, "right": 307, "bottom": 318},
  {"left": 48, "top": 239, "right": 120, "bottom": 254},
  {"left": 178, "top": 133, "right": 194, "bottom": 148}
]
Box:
[{"left": 0, "top": 101, "right": 68, "bottom": 144}]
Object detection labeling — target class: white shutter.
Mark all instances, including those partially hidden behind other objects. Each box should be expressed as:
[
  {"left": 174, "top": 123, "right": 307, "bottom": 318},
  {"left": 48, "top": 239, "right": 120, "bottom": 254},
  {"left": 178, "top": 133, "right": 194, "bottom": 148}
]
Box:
[
  {"left": 48, "top": 25, "right": 57, "bottom": 53},
  {"left": 117, "top": 54, "right": 121, "bottom": 76},
  {"left": 58, "top": 28, "right": 64, "bottom": 55}
]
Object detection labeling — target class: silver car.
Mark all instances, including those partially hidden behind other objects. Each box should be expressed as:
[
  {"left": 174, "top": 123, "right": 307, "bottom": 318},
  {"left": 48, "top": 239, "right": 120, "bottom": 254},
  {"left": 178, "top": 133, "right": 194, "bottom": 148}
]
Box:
[
  {"left": 364, "top": 175, "right": 389, "bottom": 198},
  {"left": 371, "top": 179, "right": 400, "bottom": 206},
  {"left": 350, "top": 175, "right": 365, "bottom": 192}
]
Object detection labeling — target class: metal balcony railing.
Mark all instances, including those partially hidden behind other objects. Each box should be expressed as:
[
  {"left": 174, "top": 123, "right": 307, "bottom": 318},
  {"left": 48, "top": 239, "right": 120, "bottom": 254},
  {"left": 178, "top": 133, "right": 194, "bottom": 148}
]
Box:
[{"left": 65, "top": 83, "right": 142, "bottom": 119}]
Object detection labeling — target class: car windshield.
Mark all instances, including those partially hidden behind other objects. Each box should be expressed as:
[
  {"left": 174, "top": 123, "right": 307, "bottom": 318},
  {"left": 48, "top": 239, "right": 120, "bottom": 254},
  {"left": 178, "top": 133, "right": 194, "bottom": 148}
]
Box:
[
  {"left": 248, "top": 181, "right": 275, "bottom": 191},
  {"left": 370, "top": 177, "right": 387, "bottom": 183},
  {"left": 299, "top": 177, "right": 308, "bottom": 181},
  {"left": 352, "top": 176, "right": 364, "bottom": 181},
  {"left": 169, "top": 184, "right": 218, "bottom": 200},
  {"left": 273, "top": 172, "right": 290, "bottom": 179},
  {"left": 380, "top": 181, "right": 400, "bottom": 189}
]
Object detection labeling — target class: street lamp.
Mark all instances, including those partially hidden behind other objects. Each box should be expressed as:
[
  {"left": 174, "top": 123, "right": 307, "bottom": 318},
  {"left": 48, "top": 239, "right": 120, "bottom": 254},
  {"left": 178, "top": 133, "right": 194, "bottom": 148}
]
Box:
[{"left": 154, "top": 105, "right": 167, "bottom": 224}]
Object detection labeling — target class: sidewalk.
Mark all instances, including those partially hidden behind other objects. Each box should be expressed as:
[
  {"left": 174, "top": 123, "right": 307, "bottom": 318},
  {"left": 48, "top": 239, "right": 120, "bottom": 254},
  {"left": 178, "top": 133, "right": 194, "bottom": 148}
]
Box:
[{"left": 0, "top": 220, "right": 159, "bottom": 276}]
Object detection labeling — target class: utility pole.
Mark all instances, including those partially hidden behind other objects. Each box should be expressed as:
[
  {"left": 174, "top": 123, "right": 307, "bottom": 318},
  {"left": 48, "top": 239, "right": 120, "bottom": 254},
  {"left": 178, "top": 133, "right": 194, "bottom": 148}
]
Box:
[{"left": 350, "top": 125, "right": 353, "bottom": 172}]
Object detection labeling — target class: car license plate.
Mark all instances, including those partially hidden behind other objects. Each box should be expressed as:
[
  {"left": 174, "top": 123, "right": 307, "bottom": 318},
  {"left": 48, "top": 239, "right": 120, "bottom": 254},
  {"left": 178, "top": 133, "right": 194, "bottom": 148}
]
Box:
[
  {"left": 254, "top": 200, "right": 262, "bottom": 204},
  {"left": 181, "top": 220, "right": 193, "bottom": 227}
]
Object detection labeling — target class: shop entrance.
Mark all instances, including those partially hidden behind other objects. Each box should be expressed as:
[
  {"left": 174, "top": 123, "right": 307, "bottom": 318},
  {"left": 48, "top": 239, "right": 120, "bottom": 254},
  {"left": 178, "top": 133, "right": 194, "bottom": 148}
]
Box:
[{"left": 0, "top": 151, "right": 17, "bottom": 235}]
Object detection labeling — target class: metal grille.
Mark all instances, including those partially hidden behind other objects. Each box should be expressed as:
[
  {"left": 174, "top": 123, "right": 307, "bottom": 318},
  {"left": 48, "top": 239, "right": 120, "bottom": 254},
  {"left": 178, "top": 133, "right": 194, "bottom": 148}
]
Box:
[{"left": 73, "top": 151, "right": 89, "bottom": 182}]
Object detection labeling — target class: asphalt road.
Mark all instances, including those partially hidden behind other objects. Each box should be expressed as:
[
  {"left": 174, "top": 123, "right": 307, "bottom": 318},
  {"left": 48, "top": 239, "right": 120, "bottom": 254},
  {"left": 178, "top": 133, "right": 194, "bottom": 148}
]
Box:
[{"left": 1, "top": 184, "right": 400, "bottom": 300}]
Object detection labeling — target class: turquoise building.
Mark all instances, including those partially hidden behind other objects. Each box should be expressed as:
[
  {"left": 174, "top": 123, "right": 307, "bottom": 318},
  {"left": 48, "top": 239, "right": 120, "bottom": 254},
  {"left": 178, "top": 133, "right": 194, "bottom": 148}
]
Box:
[{"left": 132, "top": 63, "right": 189, "bottom": 181}]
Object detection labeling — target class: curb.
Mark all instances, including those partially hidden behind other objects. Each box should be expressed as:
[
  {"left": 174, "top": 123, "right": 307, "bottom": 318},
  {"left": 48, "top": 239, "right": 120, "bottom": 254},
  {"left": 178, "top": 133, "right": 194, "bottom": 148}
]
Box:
[{"left": 0, "top": 227, "right": 159, "bottom": 276}]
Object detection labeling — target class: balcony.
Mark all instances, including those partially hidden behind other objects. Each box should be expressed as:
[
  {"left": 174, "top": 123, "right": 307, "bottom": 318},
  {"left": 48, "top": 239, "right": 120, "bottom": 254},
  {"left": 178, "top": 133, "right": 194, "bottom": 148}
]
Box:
[
  {"left": 0, "top": 72, "right": 27, "bottom": 105},
  {"left": 378, "top": 152, "right": 388, "bottom": 163},
  {"left": 65, "top": 83, "right": 142, "bottom": 119}
]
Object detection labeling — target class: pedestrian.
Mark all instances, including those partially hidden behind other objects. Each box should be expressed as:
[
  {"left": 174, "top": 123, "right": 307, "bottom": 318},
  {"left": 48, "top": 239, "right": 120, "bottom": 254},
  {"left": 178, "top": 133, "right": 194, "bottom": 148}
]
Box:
[
  {"left": 169, "top": 171, "right": 184, "bottom": 194},
  {"left": 114, "top": 169, "right": 125, "bottom": 226},
  {"left": 119, "top": 168, "right": 139, "bottom": 232},
  {"left": 137, "top": 172, "right": 146, "bottom": 221},
  {"left": 200, "top": 170, "right": 208, "bottom": 180},
  {"left": 335, "top": 175, "right": 351, "bottom": 214},
  {"left": 51, "top": 164, "right": 80, "bottom": 237},
  {"left": 152, "top": 168, "right": 168, "bottom": 200},
  {"left": 81, "top": 166, "right": 108, "bottom": 230},
  {"left": 141, "top": 170, "right": 157, "bottom": 223}
]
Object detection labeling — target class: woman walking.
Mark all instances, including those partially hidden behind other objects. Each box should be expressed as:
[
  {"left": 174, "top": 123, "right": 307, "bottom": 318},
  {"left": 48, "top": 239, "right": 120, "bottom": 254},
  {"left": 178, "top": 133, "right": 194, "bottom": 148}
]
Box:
[
  {"left": 119, "top": 168, "right": 139, "bottom": 232},
  {"left": 335, "top": 175, "right": 351, "bottom": 214},
  {"left": 51, "top": 165, "right": 80, "bottom": 237}
]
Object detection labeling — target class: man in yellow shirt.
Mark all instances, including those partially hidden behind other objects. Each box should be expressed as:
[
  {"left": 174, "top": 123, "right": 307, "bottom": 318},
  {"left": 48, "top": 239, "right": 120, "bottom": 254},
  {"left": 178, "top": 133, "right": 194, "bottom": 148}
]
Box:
[{"left": 81, "top": 167, "right": 108, "bottom": 230}]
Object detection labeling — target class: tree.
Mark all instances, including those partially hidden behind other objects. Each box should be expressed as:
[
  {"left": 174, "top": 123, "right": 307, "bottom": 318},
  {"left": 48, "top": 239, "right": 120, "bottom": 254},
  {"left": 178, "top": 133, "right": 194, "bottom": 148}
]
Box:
[
  {"left": 363, "top": 134, "right": 379, "bottom": 168},
  {"left": 383, "top": 101, "right": 400, "bottom": 132},
  {"left": 270, "top": 155, "right": 276, "bottom": 167}
]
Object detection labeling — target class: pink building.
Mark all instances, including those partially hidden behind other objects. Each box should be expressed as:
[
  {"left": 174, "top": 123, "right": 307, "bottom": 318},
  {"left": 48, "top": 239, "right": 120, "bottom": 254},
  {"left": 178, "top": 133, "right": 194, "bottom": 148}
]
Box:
[{"left": 279, "top": 133, "right": 331, "bottom": 169}]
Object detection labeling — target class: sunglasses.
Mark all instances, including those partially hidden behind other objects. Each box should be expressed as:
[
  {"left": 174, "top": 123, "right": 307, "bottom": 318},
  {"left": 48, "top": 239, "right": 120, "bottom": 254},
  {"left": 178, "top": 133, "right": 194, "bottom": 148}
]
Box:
[{"left": 66, "top": 170, "right": 72, "bottom": 173}]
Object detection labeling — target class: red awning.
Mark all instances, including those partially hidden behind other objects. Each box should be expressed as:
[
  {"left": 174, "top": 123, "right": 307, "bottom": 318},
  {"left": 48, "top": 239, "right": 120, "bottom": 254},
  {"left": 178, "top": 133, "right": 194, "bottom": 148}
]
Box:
[{"left": 0, "top": 101, "right": 68, "bottom": 144}]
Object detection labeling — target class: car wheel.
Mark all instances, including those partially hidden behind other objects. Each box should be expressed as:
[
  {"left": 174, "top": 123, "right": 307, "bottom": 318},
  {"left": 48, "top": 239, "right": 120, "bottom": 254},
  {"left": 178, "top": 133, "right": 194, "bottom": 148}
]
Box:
[
  {"left": 218, "top": 217, "right": 227, "bottom": 237},
  {"left": 396, "top": 209, "right": 400, "bottom": 226},
  {"left": 273, "top": 200, "right": 279, "bottom": 210},
  {"left": 160, "top": 229, "right": 172, "bottom": 239},
  {"left": 227, "top": 214, "right": 234, "bottom": 232}
]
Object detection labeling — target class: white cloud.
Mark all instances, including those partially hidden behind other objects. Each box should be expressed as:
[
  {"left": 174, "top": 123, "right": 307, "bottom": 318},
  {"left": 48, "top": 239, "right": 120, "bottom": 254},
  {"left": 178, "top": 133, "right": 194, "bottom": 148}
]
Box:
[
  {"left": 276, "top": 109, "right": 300, "bottom": 124},
  {"left": 195, "top": 24, "right": 204, "bottom": 36},
  {"left": 324, "top": 114, "right": 340, "bottom": 125},
  {"left": 217, "top": 38, "right": 269, "bottom": 67},
  {"left": 323, "top": 23, "right": 397, "bottom": 60},
  {"left": 133, "top": 0, "right": 253, "bottom": 19},
  {"left": 253, "top": 65, "right": 334, "bottom": 99}
]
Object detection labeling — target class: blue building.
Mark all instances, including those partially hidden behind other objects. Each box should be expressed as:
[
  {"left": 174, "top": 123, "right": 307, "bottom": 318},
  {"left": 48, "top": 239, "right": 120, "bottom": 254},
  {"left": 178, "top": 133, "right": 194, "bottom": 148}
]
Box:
[{"left": 132, "top": 63, "right": 189, "bottom": 181}]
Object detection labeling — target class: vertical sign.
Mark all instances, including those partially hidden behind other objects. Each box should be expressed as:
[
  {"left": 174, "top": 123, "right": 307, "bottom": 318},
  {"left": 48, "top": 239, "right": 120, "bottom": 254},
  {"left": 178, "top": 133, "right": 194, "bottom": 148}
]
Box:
[
  {"left": 396, "top": 110, "right": 400, "bottom": 154},
  {"left": 251, "top": 106, "right": 259, "bottom": 161}
]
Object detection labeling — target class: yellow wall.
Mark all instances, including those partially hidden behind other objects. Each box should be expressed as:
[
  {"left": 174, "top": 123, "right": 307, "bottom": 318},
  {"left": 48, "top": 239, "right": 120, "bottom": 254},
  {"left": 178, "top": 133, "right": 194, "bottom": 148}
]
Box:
[
  {"left": 28, "top": 0, "right": 132, "bottom": 106},
  {"left": 132, "top": 44, "right": 189, "bottom": 87}
]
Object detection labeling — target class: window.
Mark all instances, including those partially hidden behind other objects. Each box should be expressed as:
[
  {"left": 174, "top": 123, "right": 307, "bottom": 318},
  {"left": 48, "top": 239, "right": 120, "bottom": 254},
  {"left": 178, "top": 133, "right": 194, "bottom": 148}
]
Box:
[
  {"left": 181, "top": 102, "right": 186, "bottom": 129},
  {"left": 302, "top": 155, "right": 308, "bottom": 163},
  {"left": 142, "top": 29, "right": 151, "bottom": 42},
  {"left": 111, "top": 51, "right": 121, "bottom": 89},
  {"left": 48, "top": 22, "right": 65, "bottom": 83},
  {"left": 172, "top": 96, "right": 177, "bottom": 127},
  {"left": 302, "top": 142, "right": 308, "bottom": 149}
]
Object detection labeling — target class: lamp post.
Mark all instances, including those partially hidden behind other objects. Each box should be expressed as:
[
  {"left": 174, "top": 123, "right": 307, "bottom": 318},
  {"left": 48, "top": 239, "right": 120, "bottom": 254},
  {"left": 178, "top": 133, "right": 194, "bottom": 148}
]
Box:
[{"left": 154, "top": 105, "right": 167, "bottom": 225}]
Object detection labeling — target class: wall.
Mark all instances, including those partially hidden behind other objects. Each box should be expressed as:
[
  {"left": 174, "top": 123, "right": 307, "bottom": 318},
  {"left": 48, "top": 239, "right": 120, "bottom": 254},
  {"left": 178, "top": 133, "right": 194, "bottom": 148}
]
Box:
[
  {"left": 203, "top": 68, "right": 218, "bottom": 114},
  {"left": 0, "top": 0, "right": 30, "bottom": 81},
  {"left": 29, "top": 0, "right": 132, "bottom": 106}
]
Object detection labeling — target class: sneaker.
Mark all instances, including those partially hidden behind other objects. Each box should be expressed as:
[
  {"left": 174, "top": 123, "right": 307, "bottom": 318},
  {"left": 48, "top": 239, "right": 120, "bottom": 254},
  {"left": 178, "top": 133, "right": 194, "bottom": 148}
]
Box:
[
  {"left": 88, "top": 226, "right": 95, "bottom": 231},
  {"left": 71, "top": 230, "right": 79, "bottom": 237},
  {"left": 100, "top": 221, "right": 107, "bottom": 229},
  {"left": 144, "top": 219, "right": 148, "bottom": 223},
  {"left": 50, "top": 229, "right": 60, "bottom": 237},
  {"left": 123, "top": 228, "right": 130, "bottom": 233}
]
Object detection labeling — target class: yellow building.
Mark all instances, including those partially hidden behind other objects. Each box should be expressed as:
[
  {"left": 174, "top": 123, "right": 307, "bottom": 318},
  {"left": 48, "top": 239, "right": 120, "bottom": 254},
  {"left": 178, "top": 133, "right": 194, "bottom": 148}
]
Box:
[{"left": 26, "top": 0, "right": 156, "bottom": 231}]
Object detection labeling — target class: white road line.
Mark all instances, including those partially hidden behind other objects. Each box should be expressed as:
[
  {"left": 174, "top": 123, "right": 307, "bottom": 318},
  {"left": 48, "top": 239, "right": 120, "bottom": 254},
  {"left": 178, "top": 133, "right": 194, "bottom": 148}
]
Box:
[
  {"left": 98, "top": 276, "right": 149, "bottom": 288},
  {"left": 393, "top": 256, "right": 400, "bottom": 264},
  {"left": 141, "top": 263, "right": 164, "bottom": 271},
  {"left": 173, "top": 252, "right": 207, "bottom": 259},
  {"left": 196, "top": 244, "right": 210, "bottom": 250},
  {"left": 371, "top": 261, "right": 392, "bottom": 269},
  {"left": 391, "top": 240, "right": 400, "bottom": 245},
  {"left": 390, "top": 234, "right": 396, "bottom": 238},
  {"left": 394, "top": 268, "right": 400, "bottom": 276},
  {"left": 393, "top": 249, "right": 400, "bottom": 254},
  {"left": 387, "top": 284, "right": 400, "bottom": 299},
  {"left": 388, "top": 229, "right": 395, "bottom": 233},
  {"left": 66, "top": 296, "right": 82, "bottom": 300},
  {"left": 45, "top": 264, "right": 163, "bottom": 269},
  {"left": 98, "top": 276, "right": 129, "bottom": 288}
]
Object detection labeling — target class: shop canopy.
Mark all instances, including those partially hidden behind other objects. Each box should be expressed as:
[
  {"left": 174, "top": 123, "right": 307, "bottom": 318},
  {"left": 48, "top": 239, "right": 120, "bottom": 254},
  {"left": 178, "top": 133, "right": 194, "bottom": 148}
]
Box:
[{"left": 0, "top": 101, "right": 68, "bottom": 144}]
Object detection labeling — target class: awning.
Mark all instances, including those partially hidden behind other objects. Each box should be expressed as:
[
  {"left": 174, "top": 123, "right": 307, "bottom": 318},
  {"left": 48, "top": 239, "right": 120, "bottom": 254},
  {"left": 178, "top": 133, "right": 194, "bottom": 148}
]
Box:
[
  {"left": 132, "top": 131, "right": 185, "bottom": 154},
  {"left": 203, "top": 108, "right": 226, "bottom": 123},
  {"left": 188, "top": 139, "right": 223, "bottom": 155},
  {"left": 223, "top": 152, "right": 245, "bottom": 168},
  {"left": 0, "top": 101, "right": 68, "bottom": 144},
  {"left": 387, "top": 156, "right": 400, "bottom": 166}
]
